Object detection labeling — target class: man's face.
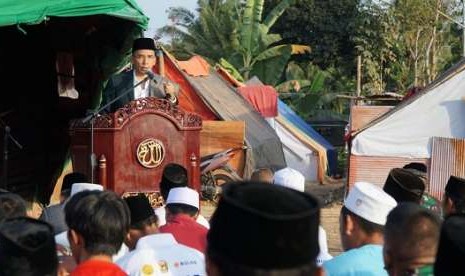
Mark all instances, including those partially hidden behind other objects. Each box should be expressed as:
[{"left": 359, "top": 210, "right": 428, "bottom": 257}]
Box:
[{"left": 132, "top": 49, "right": 156, "bottom": 75}]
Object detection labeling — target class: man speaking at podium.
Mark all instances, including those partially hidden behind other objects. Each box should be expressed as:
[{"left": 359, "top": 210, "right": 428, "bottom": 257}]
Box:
[{"left": 100, "top": 38, "right": 179, "bottom": 113}]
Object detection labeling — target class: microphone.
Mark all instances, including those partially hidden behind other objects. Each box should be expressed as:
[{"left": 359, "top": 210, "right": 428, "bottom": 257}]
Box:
[{"left": 146, "top": 71, "right": 158, "bottom": 84}]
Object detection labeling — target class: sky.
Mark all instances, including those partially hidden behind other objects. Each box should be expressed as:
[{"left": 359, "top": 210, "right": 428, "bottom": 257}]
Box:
[{"left": 136, "top": 0, "right": 198, "bottom": 39}]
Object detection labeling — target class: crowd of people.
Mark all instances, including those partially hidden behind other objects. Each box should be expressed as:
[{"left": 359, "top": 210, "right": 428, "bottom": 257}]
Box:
[{"left": 0, "top": 161, "right": 464, "bottom": 276}]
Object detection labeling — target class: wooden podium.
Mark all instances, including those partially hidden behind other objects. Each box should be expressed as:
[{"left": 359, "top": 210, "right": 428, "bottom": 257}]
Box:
[{"left": 69, "top": 98, "right": 202, "bottom": 195}]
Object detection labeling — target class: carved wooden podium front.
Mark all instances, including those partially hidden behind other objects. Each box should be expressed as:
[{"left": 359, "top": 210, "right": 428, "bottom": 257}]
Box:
[{"left": 69, "top": 98, "right": 202, "bottom": 196}]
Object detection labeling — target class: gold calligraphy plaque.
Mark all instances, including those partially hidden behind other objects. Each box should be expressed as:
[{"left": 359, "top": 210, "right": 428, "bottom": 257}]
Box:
[{"left": 136, "top": 138, "right": 165, "bottom": 168}]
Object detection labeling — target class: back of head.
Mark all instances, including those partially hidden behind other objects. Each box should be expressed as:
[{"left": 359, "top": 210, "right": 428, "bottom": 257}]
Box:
[
  {"left": 61, "top": 172, "right": 89, "bottom": 198},
  {"left": 273, "top": 167, "right": 305, "bottom": 192},
  {"left": 383, "top": 168, "right": 425, "bottom": 203},
  {"left": 445, "top": 175, "right": 465, "bottom": 214},
  {"left": 160, "top": 163, "right": 188, "bottom": 201},
  {"left": 0, "top": 192, "right": 27, "bottom": 222},
  {"left": 385, "top": 203, "right": 441, "bottom": 262},
  {"left": 166, "top": 187, "right": 199, "bottom": 217},
  {"left": 250, "top": 168, "right": 274, "bottom": 183},
  {"left": 0, "top": 217, "right": 57, "bottom": 276},
  {"left": 434, "top": 214, "right": 465, "bottom": 275},
  {"left": 124, "top": 194, "right": 157, "bottom": 228},
  {"left": 65, "top": 190, "right": 130, "bottom": 256},
  {"left": 207, "top": 181, "right": 320, "bottom": 275}
]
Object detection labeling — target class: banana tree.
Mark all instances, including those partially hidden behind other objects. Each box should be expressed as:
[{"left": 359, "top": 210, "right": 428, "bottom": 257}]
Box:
[{"left": 225, "top": 0, "right": 310, "bottom": 85}]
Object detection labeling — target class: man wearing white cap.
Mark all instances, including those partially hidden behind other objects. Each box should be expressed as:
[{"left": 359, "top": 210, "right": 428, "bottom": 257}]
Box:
[
  {"left": 273, "top": 167, "right": 333, "bottom": 265},
  {"left": 159, "top": 187, "right": 208, "bottom": 253},
  {"left": 116, "top": 233, "right": 206, "bottom": 275},
  {"left": 323, "top": 181, "right": 397, "bottom": 276}
]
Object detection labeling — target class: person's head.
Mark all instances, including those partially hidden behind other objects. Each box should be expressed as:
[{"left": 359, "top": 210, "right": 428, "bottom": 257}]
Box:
[
  {"left": 61, "top": 172, "right": 89, "bottom": 202},
  {"left": 160, "top": 163, "right": 188, "bottom": 201},
  {"left": 123, "top": 194, "right": 159, "bottom": 250},
  {"left": 383, "top": 203, "right": 441, "bottom": 276},
  {"left": 0, "top": 192, "right": 27, "bottom": 222},
  {"left": 443, "top": 175, "right": 465, "bottom": 216},
  {"left": 64, "top": 190, "right": 130, "bottom": 263},
  {"left": 207, "top": 181, "right": 323, "bottom": 276},
  {"left": 131, "top": 38, "right": 156, "bottom": 76},
  {"left": 250, "top": 168, "right": 274, "bottom": 183},
  {"left": 0, "top": 217, "right": 57, "bottom": 276},
  {"left": 434, "top": 214, "right": 465, "bottom": 275},
  {"left": 273, "top": 167, "right": 305, "bottom": 192},
  {"left": 165, "top": 187, "right": 199, "bottom": 220},
  {"left": 341, "top": 181, "right": 397, "bottom": 251},
  {"left": 383, "top": 168, "right": 425, "bottom": 203}
]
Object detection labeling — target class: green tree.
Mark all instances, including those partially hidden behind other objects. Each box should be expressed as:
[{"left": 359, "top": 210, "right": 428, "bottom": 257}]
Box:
[{"left": 158, "top": 0, "right": 309, "bottom": 85}]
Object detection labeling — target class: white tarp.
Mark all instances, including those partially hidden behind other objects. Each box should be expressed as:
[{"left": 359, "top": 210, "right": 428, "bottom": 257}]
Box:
[
  {"left": 352, "top": 68, "right": 465, "bottom": 158},
  {"left": 267, "top": 118, "right": 318, "bottom": 181}
]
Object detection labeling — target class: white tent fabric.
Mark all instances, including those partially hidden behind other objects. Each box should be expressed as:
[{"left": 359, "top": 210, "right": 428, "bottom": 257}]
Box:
[
  {"left": 352, "top": 67, "right": 465, "bottom": 158},
  {"left": 267, "top": 118, "right": 318, "bottom": 181}
]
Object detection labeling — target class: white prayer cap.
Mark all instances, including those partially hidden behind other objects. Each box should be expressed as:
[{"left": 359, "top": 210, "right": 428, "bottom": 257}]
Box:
[
  {"left": 273, "top": 167, "right": 305, "bottom": 192},
  {"left": 70, "top": 183, "right": 103, "bottom": 197},
  {"left": 166, "top": 187, "right": 199, "bottom": 209},
  {"left": 344, "top": 182, "right": 397, "bottom": 225}
]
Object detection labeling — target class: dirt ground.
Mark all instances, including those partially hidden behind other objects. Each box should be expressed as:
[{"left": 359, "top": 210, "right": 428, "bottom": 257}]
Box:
[{"left": 200, "top": 199, "right": 344, "bottom": 257}]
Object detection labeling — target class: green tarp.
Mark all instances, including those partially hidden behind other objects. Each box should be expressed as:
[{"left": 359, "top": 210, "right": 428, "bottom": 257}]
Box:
[{"left": 0, "top": 0, "right": 148, "bottom": 28}]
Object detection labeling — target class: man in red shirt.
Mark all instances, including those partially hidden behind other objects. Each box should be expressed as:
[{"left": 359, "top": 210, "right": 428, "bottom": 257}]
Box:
[
  {"left": 65, "top": 190, "right": 130, "bottom": 276},
  {"left": 159, "top": 187, "right": 207, "bottom": 253}
]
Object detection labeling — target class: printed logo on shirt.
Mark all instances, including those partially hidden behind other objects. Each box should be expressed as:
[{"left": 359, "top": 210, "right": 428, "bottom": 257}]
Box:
[
  {"left": 158, "top": 260, "right": 169, "bottom": 273},
  {"left": 141, "top": 264, "right": 154, "bottom": 275}
]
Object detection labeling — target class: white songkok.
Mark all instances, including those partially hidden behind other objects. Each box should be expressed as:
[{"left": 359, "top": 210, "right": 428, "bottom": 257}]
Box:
[
  {"left": 273, "top": 167, "right": 305, "bottom": 192},
  {"left": 344, "top": 181, "right": 397, "bottom": 225},
  {"left": 166, "top": 187, "right": 199, "bottom": 209},
  {"left": 70, "top": 183, "right": 103, "bottom": 197}
]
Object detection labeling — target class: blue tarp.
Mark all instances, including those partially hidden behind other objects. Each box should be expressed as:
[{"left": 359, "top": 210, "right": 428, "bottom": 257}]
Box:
[{"left": 278, "top": 99, "right": 338, "bottom": 176}]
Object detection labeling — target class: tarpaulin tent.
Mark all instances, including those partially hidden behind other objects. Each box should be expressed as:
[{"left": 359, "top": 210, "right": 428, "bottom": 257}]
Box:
[
  {"left": 0, "top": 0, "right": 147, "bottom": 200},
  {"left": 349, "top": 58, "right": 465, "bottom": 191}
]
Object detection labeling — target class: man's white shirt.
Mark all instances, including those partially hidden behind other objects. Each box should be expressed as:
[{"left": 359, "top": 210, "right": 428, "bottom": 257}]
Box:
[
  {"left": 117, "top": 233, "right": 206, "bottom": 276},
  {"left": 133, "top": 71, "right": 150, "bottom": 99}
]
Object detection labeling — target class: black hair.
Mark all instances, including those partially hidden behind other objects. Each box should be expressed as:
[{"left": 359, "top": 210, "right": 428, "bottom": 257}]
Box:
[
  {"left": 65, "top": 190, "right": 130, "bottom": 256},
  {"left": 0, "top": 192, "right": 27, "bottom": 222},
  {"left": 385, "top": 202, "right": 441, "bottom": 258},
  {"left": 61, "top": 172, "right": 89, "bottom": 198},
  {"left": 341, "top": 206, "right": 384, "bottom": 235},
  {"left": 166, "top": 203, "right": 198, "bottom": 217},
  {"left": 131, "top": 215, "right": 159, "bottom": 230}
]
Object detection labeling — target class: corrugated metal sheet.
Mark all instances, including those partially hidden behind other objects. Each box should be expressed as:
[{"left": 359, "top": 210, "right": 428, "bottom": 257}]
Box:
[
  {"left": 429, "top": 137, "right": 465, "bottom": 199},
  {"left": 348, "top": 155, "right": 428, "bottom": 190},
  {"left": 350, "top": 106, "right": 393, "bottom": 132}
]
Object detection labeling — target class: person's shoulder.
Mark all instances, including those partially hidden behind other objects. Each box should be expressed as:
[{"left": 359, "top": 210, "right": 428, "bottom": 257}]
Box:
[
  {"left": 323, "top": 245, "right": 385, "bottom": 275},
  {"left": 72, "top": 260, "right": 127, "bottom": 276}
]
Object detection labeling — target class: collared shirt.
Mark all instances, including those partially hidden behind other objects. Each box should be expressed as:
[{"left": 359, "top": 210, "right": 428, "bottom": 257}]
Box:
[
  {"left": 133, "top": 71, "right": 150, "bottom": 100},
  {"left": 323, "top": 244, "right": 388, "bottom": 276},
  {"left": 159, "top": 214, "right": 208, "bottom": 253},
  {"left": 71, "top": 259, "right": 127, "bottom": 276},
  {"left": 117, "top": 233, "right": 206, "bottom": 276},
  {"left": 154, "top": 205, "right": 210, "bottom": 229}
]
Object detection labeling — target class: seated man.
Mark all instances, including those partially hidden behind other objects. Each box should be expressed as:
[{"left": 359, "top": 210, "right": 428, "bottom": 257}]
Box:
[
  {"left": 100, "top": 37, "right": 178, "bottom": 113},
  {"left": 207, "top": 181, "right": 323, "bottom": 276},
  {"left": 159, "top": 187, "right": 208, "bottom": 253},
  {"left": 443, "top": 175, "right": 465, "bottom": 216},
  {"left": 123, "top": 194, "right": 159, "bottom": 251},
  {"left": 117, "top": 233, "right": 206, "bottom": 275},
  {"left": 434, "top": 214, "right": 465, "bottom": 275},
  {"left": 65, "top": 190, "right": 129, "bottom": 275},
  {"left": 156, "top": 163, "right": 210, "bottom": 228},
  {"left": 323, "top": 181, "right": 397, "bottom": 276},
  {"left": 0, "top": 217, "right": 57, "bottom": 276},
  {"left": 383, "top": 203, "right": 441, "bottom": 276}
]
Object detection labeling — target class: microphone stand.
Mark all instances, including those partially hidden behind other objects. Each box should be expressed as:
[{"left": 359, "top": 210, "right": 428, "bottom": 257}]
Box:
[
  {"left": 81, "top": 74, "right": 151, "bottom": 183},
  {"left": 0, "top": 118, "right": 23, "bottom": 190}
]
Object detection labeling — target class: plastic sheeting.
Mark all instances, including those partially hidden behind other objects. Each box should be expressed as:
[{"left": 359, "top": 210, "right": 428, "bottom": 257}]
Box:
[{"left": 352, "top": 63, "right": 465, "bottom": 158}]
